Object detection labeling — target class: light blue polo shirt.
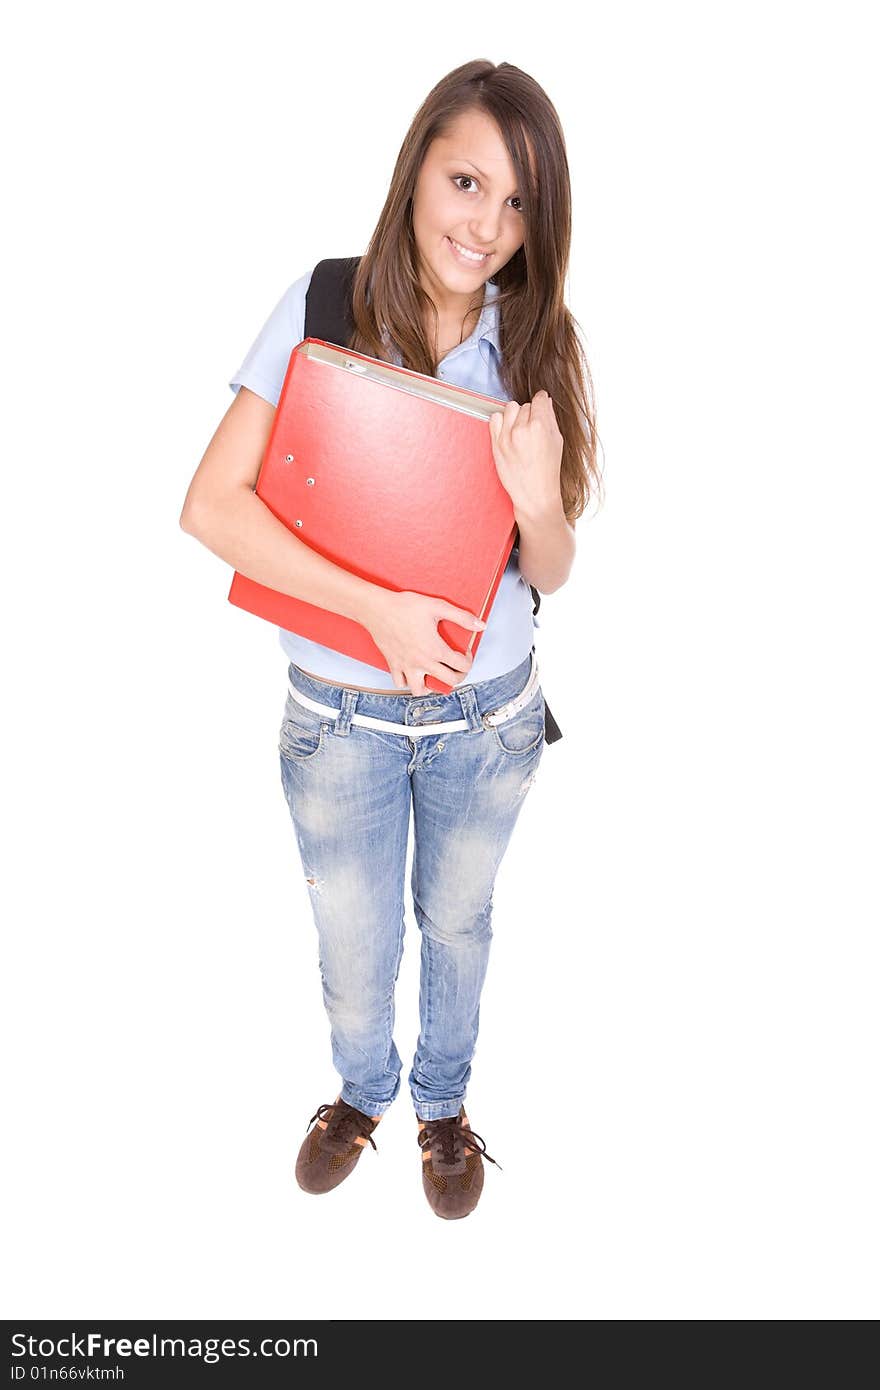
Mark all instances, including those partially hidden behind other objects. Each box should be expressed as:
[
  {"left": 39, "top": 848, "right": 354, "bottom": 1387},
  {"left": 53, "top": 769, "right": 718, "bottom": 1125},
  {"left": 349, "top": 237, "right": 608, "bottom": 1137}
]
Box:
[{"left": 229, "top": 270, "right": 536, "bottom": 688}]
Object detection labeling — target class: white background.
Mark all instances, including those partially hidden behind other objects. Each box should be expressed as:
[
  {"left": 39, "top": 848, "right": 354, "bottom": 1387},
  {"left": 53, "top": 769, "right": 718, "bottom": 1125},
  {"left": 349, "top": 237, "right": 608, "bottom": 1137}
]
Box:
[{"left": 2, "top": 0, "right": 877, "bottom": 1321}]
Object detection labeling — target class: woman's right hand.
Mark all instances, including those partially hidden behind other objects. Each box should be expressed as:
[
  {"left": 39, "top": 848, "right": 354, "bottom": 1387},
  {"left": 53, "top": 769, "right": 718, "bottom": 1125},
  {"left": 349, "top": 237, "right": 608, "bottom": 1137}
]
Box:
[{"left": 362, "top": 590, "right": 487, "bottom": 695}]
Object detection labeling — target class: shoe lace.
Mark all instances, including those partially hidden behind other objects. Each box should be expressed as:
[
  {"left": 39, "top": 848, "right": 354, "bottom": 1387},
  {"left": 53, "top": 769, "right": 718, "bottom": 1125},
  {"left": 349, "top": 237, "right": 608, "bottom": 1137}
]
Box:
[
  {"left": 417, "top": 1114, "right": 502, "bottom": 1171},
  {"left": 306, "top": 1100, "right": 378, "bottom": 1151}
]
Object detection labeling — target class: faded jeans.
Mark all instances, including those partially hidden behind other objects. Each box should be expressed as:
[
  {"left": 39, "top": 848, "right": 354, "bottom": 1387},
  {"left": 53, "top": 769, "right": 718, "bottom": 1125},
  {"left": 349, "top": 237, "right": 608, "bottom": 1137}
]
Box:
[{"left": 278, "top": 647, "right": 545, "bottom": 1121}]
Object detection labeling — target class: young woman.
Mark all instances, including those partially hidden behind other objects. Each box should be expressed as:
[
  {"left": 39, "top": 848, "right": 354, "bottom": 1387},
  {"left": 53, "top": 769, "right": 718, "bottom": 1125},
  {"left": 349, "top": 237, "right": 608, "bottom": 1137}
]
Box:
[{"left": 180, "top": 59, "right": 600, "bottom": 1220}]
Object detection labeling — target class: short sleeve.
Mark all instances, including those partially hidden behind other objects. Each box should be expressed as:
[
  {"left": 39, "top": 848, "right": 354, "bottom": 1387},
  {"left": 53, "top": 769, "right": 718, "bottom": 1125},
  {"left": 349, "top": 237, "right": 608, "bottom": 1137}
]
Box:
[{"left": 228, "top": 269, "right": 312, "bottom": 407}]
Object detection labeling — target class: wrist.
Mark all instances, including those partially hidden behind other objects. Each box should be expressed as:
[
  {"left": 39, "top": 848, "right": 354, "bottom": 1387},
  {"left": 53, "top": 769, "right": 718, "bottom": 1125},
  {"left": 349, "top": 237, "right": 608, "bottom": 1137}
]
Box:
[
  {"left": 350, "top": 579, "right": 387, "bottom": 629},
  {"left": 514, "top": 498, "right": 568, "bottom": 529}
]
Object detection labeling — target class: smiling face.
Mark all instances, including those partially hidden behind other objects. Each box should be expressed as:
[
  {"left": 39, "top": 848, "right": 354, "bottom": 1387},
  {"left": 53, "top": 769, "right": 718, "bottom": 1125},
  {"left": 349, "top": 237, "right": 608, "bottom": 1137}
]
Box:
[{"left": 411, "top": 107, "right": 528, "bottom": 324}]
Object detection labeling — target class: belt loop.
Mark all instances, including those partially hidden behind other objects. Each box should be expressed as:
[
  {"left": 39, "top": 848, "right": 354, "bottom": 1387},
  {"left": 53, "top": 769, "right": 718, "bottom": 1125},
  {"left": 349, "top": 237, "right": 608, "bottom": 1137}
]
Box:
[
  {"left": 456, "top": 683, "right": 484, "bottom": 733},
  {"left": 335, "top": 688, "right": 359, "bottom": 737}
]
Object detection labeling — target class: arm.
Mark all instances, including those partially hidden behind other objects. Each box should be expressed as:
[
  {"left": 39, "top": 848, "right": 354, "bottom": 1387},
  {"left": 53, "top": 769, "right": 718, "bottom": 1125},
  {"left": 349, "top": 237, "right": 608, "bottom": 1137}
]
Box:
[
  {"left": 179, "top": 386, "right": 383, "bottom": 627},
  {"left": 514, "top": 504, "right": 576, "bottom": 595},
  {"left": 490, "top": 392, "right": 576, "bottom": 596}
]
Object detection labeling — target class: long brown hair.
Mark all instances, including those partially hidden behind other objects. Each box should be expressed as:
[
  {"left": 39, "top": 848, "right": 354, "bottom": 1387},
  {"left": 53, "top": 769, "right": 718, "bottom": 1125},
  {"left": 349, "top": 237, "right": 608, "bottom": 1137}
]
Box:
[{"left": 348, "top": 59, "right": 603, "bottom": 525}]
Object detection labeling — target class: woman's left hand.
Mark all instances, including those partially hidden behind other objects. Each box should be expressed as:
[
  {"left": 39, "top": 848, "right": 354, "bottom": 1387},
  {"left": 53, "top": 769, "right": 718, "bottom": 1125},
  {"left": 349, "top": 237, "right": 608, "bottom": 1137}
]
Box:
[{"left": 488, "top": 390, "right": 564, "bottom": 518}]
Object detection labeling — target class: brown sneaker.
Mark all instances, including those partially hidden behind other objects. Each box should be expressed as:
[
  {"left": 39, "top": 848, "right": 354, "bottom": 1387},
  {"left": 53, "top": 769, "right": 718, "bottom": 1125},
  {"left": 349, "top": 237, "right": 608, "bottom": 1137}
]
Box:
[
  {"left": 295, "top": 1097, "right": 381, "bottom": 1194},
  {"left": 416, "top": 1106, "right": 502, "bottom": 1219}
]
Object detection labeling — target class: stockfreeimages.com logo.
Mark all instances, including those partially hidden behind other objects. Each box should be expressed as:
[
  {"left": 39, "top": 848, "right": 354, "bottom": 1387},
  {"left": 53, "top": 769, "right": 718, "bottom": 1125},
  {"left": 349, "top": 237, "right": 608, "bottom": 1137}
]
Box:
[{"left": 10, "top": 1331, "right": 318, "bottom": 1366}]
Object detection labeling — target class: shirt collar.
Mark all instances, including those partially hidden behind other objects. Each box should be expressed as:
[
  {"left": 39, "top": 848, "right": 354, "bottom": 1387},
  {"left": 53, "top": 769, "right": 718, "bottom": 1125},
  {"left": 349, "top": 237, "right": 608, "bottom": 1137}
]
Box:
[{"left": 475, "top": 278, "right": 501, "bottom": 355}]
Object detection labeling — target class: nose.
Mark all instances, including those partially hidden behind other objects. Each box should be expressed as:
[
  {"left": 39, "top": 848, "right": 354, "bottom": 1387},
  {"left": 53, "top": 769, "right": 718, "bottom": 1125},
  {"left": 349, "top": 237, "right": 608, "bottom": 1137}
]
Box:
[{"left": 468, "top": 210, "right": 504, "bottom": 246}]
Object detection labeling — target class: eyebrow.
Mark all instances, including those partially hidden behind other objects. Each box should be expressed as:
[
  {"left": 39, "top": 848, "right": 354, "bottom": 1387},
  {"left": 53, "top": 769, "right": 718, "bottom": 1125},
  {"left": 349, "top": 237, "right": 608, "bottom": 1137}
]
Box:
[{"left": 451, "top": 158, "right": 519, "bottom": 194}]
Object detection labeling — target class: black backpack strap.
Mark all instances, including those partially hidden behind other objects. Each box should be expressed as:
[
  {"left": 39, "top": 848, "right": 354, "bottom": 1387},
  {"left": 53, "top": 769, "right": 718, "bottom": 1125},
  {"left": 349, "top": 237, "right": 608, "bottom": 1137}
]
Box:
[
  {"left": 304, "top": 257, "right": 361, "bottom": 346},
  {"left": 303, "top": 257, "right": 562, "bottom": 745},
  {"left": 512, "top": 529, "right": 561, "bottom": 743},
  {"left": 512, "top": 523, "right": 543, "bottom": 622}
]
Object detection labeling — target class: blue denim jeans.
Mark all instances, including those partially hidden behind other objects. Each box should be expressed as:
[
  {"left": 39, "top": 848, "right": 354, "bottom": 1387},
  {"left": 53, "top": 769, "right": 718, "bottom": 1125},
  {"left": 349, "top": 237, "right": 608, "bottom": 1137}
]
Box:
[{"left": 278, "top": 647, "right": 545, "bottom": 1121}]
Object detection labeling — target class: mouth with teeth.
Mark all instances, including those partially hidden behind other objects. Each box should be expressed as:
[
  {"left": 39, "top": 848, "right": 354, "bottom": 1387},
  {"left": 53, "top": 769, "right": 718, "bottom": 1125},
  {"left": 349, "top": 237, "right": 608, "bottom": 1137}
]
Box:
[{"left": 446, "top": 235, "right": 491, "bottom": 267}]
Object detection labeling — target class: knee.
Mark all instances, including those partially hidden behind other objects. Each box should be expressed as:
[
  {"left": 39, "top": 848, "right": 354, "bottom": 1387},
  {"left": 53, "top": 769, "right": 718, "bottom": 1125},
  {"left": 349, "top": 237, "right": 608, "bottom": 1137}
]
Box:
[{"left": 413, "top": 898, "right": 493, "bottom": 948}]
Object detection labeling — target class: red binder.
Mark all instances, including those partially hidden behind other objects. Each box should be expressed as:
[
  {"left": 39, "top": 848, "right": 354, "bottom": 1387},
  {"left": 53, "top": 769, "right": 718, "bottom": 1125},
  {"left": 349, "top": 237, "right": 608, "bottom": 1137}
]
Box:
[{"left": 227, "top": 337, "right": 517, "bottom": 694}]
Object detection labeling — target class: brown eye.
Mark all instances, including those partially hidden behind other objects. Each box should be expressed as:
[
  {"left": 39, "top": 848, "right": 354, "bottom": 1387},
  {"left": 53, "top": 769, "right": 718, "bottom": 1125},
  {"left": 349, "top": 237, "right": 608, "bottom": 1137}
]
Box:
[{"left": 451, "top": 175, "right": 523, "bottom": 214}]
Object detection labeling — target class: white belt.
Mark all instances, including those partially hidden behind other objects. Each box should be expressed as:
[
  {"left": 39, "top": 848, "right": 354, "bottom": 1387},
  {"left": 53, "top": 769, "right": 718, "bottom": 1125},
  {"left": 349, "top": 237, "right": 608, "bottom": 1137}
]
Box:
[{"left": 286, "top": 650, "right": 540, "bottom": 737}]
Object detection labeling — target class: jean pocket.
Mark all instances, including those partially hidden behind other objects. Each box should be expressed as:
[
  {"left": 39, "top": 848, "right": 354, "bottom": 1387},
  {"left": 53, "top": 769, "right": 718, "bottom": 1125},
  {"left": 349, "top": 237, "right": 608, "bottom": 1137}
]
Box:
[
  {"left": 279, "top": 694, "right": 329, "bottom": 762},
  {"left": 487, "top": 685, "right": 546, "bottom": 756}
]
